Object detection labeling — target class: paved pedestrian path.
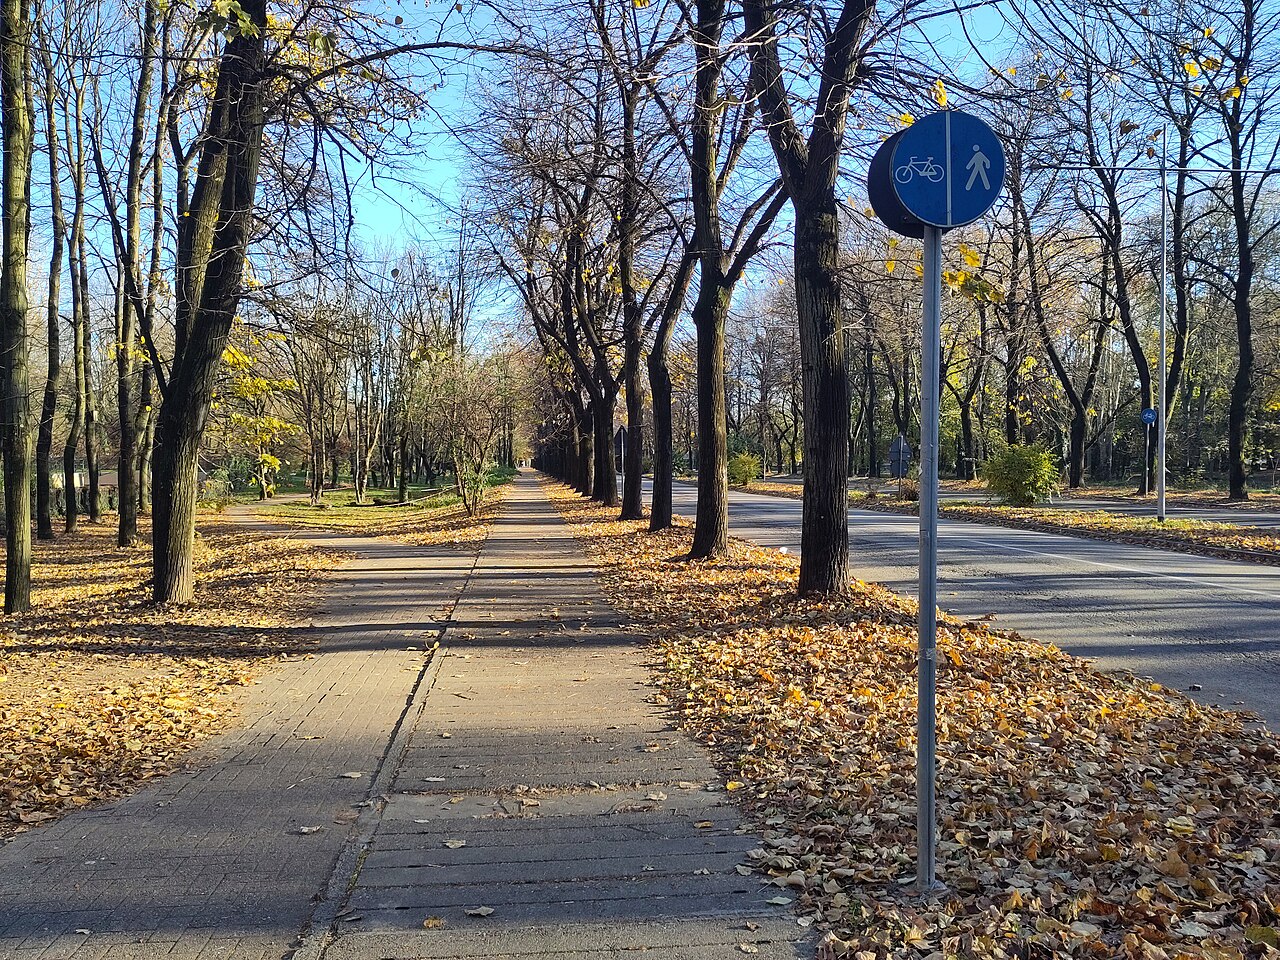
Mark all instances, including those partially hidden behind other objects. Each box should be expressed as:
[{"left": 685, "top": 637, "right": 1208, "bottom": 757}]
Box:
[
  {"left": 0, "top": 477, "right": 809, "bottom": 959},
  {"left": 0, "top": 508, "right": 479, "bottom": 960}
]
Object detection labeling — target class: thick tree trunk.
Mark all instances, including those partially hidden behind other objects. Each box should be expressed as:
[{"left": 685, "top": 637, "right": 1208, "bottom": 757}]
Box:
[
  {"left": 1068, "top": 411, "right": 1086, "bottom": 489},
  {"left": 591, "top": 393, "right": 618, "bottom": 506},
  {"left": 36, "top": 50, "right": 63, "bottom": 541},
  {"left": 794, "top": 198, "right": 850, "bottom": 595},
  {"left": 1228, "top": 283, "right": 1253, "bottom": 500},
  {"left": 152, "top": 408, "right": 200, "bottom": 604},
  {"left": 0, "top": 0, "right": 34, "bottom": 611},
  {"left": 151, "top": 0, "right": 266, "bottom": 603},
  {"left": 577, "top": 422, "right": 593, "bottom": 495},
  {"left": 959, "top": 400, "right": 976, "bottom": 480},
  {"left": 647, "top": 337, "right": 675, "bottom": 532},
  {"left": 689, "top": 281, "right": 731, "bottom": 559},
  {"left": 620, "top": 352, "right": 644, "bottom": 520}
]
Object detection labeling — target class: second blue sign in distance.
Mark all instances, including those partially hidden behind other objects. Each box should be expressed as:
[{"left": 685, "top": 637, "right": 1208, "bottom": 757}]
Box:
[{"left": 891, "top": 110, "right": 1005, "bottom": 230}]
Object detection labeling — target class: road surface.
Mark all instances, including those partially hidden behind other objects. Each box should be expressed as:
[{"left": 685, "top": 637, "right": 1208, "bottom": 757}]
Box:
[
  {"left": 762, "top": 474, "right": 1280, "bottom": 528},
  {"left": 655, "top": 480, "right": 1280, "bottom": 729}
]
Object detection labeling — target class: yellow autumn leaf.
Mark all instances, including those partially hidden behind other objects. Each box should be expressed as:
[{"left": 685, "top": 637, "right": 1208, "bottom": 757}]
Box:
[{"left": 931, "top": 79, "right": 947, "bottom": 107}]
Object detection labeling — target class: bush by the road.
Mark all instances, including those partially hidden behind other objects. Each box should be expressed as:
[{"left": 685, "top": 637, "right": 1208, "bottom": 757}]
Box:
[
  {"left": 983, "top": 444, "right": 1059, "bottom": 505},
  {"left": 728, "top": 452, "right": 761, "bottom": 487}
]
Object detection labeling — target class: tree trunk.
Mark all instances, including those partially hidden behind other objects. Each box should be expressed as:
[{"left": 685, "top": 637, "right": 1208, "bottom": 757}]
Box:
[
  {"left": 115, "top": 277, "right": 140, "bottom": 542},
  {"left": 151, "top": 0, "right": 266, "bottom": 603},
  {"left": 0, "top": 0, "right": 34, "bottom": 611},
  {"left": 959, "top": 400, "right": 976, "bottom": 480},
  {"left": 591, "top": 392, "right": 618, "bottom": 506},
  {"left": 35, "top": 41, "right": 63, "bottom": 541},
  {"left": 865, "top": 335, "right": 879, "bottom": 477},
  {"left": 647, "top": 331, "right": 675, "bottom": 532},
  {"left": 398, "top": 431, "right": 409, "bottom": 502},
  {"left": 620, "top": 353, "right": 644, "bottom": 520},
  {"left": 577, "top": 418, "right": 593, "bottom": 495},
  {"left": 137, "top": 392, "right": 154, "bottom": 513},
  {"left": 1228, "top": 276, "right": 1253, "bottom": 500},
  {"left": 794, "top": 197, "right": 850, "bottom": 595},
  {"left": 63, "top": 318, "right": 83, "bottom": 533},
  {"left": 152, "top": 406, "right": 200, "bottom": 604},
  {"left": 689, "top": 280, "right": 731, "bottom": 559},
  {"left": 1068, "top": 410, "right": 1086, "bottom": 489}
]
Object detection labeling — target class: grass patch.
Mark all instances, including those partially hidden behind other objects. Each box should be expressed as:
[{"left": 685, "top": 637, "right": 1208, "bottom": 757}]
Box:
[
  {"left": 259, "top": 482, "right": 509, "bottom": 547},
  {"left": 545, "top": 479, "right": 1280, "bottom": 958}
]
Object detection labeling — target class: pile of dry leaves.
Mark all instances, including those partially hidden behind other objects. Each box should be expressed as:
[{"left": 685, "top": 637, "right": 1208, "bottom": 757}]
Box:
[
  {"left": 0, "top": 520, "right": 338, "bottom": 836},
  {"left": 546, "top": 483, "right": 1280, "bottom": 959}
]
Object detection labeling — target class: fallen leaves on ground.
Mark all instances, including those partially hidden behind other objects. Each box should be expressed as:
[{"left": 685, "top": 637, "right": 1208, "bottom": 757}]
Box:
[
  {"left": 259, "top": 487, "right": 506, "bottom": 547},
  {"left": 0, "top": 519, "right": 339, "bottom": 837},
  {"left": 545, "top": 481, "right": 1280, "bottom": 959}
]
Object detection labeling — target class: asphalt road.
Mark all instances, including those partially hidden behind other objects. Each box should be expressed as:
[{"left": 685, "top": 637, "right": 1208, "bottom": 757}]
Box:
[
  {"left": 764, "top": 474, "right": 1280, "bottom": 528},
  {"left": 656, "top": 480, "right": 1280, "bottom": 729}
]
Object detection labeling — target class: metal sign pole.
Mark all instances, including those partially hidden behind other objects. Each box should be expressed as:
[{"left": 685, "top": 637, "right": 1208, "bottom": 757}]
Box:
[
  {"left": 1157, "top": 131, "right": 1168, "bottom": 523},
  {"left": 869, "top": 108, "right": 1003, "bottom": 894},
  {"left": 916, "top": 223, "right": 942, "bottom": 893}
]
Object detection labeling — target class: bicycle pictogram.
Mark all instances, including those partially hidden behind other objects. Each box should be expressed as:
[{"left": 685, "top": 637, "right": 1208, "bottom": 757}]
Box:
[{"left": 894, "top": 156, "right": 944, "bottom": 184}]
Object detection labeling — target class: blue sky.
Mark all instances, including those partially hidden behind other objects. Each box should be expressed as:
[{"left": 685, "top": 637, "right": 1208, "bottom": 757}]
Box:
[{"left": 344, "top": 0, "right": 1025, "bottom": 269}]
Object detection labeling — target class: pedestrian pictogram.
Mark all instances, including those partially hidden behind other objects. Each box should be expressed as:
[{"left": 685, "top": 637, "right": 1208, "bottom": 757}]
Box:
[{"left": 965, "top": 144, "right": 992, "bottom": 191}]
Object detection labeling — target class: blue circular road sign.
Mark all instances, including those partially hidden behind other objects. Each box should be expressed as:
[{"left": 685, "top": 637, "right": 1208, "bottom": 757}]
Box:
[
  {"left": 1141, "top": 407, "right": 1157, "bottom": 425},
  {"left": 891, "top": 111, "right": 1005, "bottom": 229}
]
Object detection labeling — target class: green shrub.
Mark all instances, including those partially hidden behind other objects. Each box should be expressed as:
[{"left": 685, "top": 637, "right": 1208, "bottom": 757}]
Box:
[
  {"left": 728, "top": 452, "right": 761, "bottom": 487},
  {"left": 982, "top": 444, "right": 1060, "bottom": 506}
]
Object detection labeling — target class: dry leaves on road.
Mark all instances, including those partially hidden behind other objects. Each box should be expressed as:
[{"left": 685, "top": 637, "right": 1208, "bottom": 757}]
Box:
[
  {"left": 546, "top": 482, "right": 1280, "bottom": 959},
  {"left": 0, "top": 519, "right": 339, "bottom": 837}
]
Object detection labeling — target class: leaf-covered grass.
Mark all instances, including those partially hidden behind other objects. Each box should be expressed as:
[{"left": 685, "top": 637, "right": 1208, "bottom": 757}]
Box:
[
  {"left": 546, "top": 480, "right": 1280, "bottom": 959},
  {"left": 259, "top": 477, "right": 512, "bottom": 546},
  {"left": 0, "top": 520, "right": 340, "bottom": 836}
]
